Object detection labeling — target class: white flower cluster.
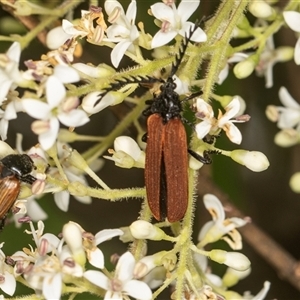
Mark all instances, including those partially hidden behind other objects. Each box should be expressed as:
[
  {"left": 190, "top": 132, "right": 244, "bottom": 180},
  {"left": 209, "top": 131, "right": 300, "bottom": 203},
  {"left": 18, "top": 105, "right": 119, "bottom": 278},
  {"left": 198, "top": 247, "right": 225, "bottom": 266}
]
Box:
[{"left": 0, "top": 197, "right": 270, "bottom": 300}]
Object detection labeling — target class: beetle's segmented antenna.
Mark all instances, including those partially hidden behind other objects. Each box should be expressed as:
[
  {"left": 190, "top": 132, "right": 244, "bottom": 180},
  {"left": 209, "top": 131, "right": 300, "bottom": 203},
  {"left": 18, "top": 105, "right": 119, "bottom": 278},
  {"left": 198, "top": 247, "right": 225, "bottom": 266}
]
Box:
[
  {"left": 93, "top": 75, "right": 162, "bottom": 107},
  {"left": 170, "top": 21, "right": 201, "bottom": 78}
]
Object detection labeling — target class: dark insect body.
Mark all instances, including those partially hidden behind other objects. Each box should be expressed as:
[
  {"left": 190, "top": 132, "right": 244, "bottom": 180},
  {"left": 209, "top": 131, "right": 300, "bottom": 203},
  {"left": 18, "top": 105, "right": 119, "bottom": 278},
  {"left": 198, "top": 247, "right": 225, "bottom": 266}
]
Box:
[
  {"left": 0, "top": 154, "right": 36, "bottom": 230},
  {"left": 143, "top": 23, "right": 212, "bottom": 222}
]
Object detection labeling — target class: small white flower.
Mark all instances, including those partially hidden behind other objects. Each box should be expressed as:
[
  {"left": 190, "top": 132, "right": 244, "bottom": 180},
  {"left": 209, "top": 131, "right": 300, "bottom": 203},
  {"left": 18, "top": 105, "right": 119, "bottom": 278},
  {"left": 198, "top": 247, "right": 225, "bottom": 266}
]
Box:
[
  {"left": 243, "top": 281, "right": 271, "bottom": 300},
  {"left": 150, "top": 0, "right": 207, "bottom": 48},
  {"left": 62, "top": 7, "right": 107, "bottom": 43},
  {"left": 283, "top": 11, "right": 300, "bottom": 65},
  {"left": 13, "top": 221, "right": 84, "bottom": 300},
  {"left": 195, "top": 97, "right": 248, "bottom": 144},
  {"left": 0, "top": 91, "right": 22, "bottom": 140},
  {"left": 104, "top": 0, "right": 139, "bottom": 67},
  {"left": 104, "top": 136, "right": 145, "bottom": 168},
  {"left": 274, "top": 87, "right": 300, "bottom": 130},
  {"left": 84, "top": 228, "right": 124, "bottom": 269},
  {"left": 256, "top": 36, "right": 293, "bottom": 88},
  {"left": 0, "top": 42, "right": 23, "bottom": 104},
  {"left": 0, "top": 243, "right": 16, "bottom": 296},
  {"left": 22, "top": 65, "right": 89, "bottom": 150},
  {"left": 84, "top": 251, "right": 152, "bottom": 300},
  {"left": 198, "top": 194, "right": 248, "bottom": 249}
]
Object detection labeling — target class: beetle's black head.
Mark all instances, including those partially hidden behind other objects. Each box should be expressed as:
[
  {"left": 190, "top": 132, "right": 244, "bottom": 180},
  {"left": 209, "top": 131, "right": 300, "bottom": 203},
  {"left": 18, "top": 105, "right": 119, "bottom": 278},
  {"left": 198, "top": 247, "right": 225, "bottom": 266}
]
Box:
[{"left": 1, "top": 154, "right": 36, "bottom": 184}]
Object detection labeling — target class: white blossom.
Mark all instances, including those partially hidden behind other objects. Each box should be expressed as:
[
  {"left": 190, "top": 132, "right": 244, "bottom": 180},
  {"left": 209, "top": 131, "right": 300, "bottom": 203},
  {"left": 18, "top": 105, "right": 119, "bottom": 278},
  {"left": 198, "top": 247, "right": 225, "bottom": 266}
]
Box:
[
  {"left": 104, "top": 0, "right": 139, "bottom": 67},
  {"left": 22, "top": 65, "right": 89, "bottom": 150},
  {"left": 198, "top": 194, "right": 248, "bottom": 249},
  {"left": 150, "top": 0, "right": 206, "bottom": 48},
  {"left": 195, "top": 97, "right": 248, "bottom": 144},
  {"left": 283, "top": 11, "right": 300, "bottom": 64},
  {"left": 0, "top": 42, "right": 23, "bottom": 103},
  {"left": 84, "top": 251, "right": 152, "bottom": 300}
]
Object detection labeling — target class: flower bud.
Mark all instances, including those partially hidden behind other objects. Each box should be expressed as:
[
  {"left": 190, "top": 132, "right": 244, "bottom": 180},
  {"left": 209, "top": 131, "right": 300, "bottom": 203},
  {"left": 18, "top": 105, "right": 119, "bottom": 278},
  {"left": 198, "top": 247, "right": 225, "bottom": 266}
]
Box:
[
  {"left": 63, "top": 222, "right": 86, "bottom": 266},
  {"left": 134, "top": 251, "right": 167, "bottom": 278},
  {"left": 105, "top": 150, "right": 136, "bottom": 168},
  {"left": 82, "top": 91, "right": 125, "bottom": 114},
  {"left": 274, "top": 129, "right": 300, "bottom": 147},
  {"left": 222, "top": 267, "right": 251, "bottom": 287},
  {"left": 209, "top": 250, "right": 251, "bottom": 271},
  {"left": 189, "top": 154, "right": 204, "bottom": 170},
  {"left": 249, "top": 1, "right": 274, "bottom": 19},
  {"left": 276, "top": 46, "right": 294, "bottom": 62},
  {"left": 265, "top": 105, "right": 278, "bottom": 122},
  {"left": 231, "top": 150, "right": 269, "bottom": 172},
  {"left": 73, "top": 63, "right": 115, "bottom": 78},
  {"left": 233, "top": 55, "right": 258, "bottom": 79},
  {"left": 46, "top": 26, "right": 71, "bottom": 49},
  {"left": 66, "top": 149, "right": 88, "bottom": 172},
  {"left": 289, "top": 172, "right": 300, "bottom": 193},
  {"left": 130, "top": 220, "right": 166, "bottom": 240}
]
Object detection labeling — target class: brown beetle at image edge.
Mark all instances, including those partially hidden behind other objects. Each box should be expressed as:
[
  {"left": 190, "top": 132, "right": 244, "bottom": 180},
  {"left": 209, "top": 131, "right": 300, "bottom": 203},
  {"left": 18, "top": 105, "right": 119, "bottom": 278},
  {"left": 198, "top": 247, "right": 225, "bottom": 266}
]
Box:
[{"left": 0, "top": 154, "right": 36, "bottom": 230}]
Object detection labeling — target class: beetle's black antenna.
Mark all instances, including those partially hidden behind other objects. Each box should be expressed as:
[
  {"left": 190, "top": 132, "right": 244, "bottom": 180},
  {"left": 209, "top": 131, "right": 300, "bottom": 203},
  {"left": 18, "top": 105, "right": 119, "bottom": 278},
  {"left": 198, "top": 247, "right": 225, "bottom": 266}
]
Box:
[{"left": 169, "top": 21, "right": 201, "bottom": 78}]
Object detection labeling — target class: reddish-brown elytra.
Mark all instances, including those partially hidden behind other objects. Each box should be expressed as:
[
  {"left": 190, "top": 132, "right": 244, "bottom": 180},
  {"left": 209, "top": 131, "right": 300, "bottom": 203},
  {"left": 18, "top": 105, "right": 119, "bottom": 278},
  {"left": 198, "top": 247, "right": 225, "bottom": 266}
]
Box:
[
  {"left": 0, "top": 154, "right": 36, "bottom": 230},
  {"left": 145, "top": 114, "right": 188, "bottom": 222},
  {"left": 142, "top": 22, "right": 211, "bottom": 222}
]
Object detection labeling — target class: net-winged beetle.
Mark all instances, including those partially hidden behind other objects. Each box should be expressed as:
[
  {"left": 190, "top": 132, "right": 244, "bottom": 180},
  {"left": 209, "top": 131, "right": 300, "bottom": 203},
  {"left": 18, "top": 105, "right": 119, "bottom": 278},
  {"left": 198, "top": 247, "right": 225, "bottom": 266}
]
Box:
[{"left": 142, "top": 22, "right": 213, "bottom": 222}]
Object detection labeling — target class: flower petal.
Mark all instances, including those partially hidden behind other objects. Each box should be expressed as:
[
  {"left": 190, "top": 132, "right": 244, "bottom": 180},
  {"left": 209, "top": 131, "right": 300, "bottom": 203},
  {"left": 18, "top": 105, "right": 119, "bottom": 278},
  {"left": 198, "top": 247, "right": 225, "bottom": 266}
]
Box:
[
  {"left": 58, "top": 109, "right": 89, "bottom": 127},
  {"left": 88, "top": 248, "right": 104, "bottom": 269},
  {"left": 224, "top": 122, "right": 242, "bottom": 144},
  {"left": 177, "top": 0, "right": 200, "bottom": 23},
  {"left": 42, "top": 273, "right": 62, "bottom": 300},
  {"left": 84, "top": 270, "right": 109, "bottom": 290},
  {"left": 111, "top": 40, "right": 132, "bottom": 68},
  {"left": 151, "top": 30, "right": 177, "bottom": 48},
  {"left": 46, "top": 76, "right": 66, "bottom": 108},
  {"left": 203, "top": 194, "right": 225, "bottom": 222},
  {"left": 46, "top": 26, "right": 72, "bottom": 50},
  {"left": 294, "top": 37, "right": 300, "bottom": 65},
  {"left": 0, "top": 271, "right": 16, "bottom": 296},
  {"left": 38, "top": 117, "right": 59, "bottom": 150},
  {"left": 150, "top": 3, "right": 174, "bottom": 22},
  {"left": 6, "top": 42, "right": 21, "bottom": 63},
  {"left": 283, "top": 11, "right": 300, "bottom": 32},
  {"left": 54, "top": 190, "right": 70, "bottom": 212},
  {"left": 114, "top": 136, "right": 141, "bottom": 160},
  {"left": 195, "top": 121, "right": 212, "bottom": 139},
  {"left": 126, "top": 0, "right": 137, "bottom": 24},
  {"left": 22, "top": 99, "right": 51, "bottom": 120},
  {"left": 116, "top": 252, "right": 135, "bottom": 282},
  {"left": 123, "top": 280, "right": 152, "bottom": 300},
  {"left": 279, "top": 87, "right": 300, "bottom": 109},
  {"left": 95, "top": 229, "right": 124, "bottom": 245},
  {"left": 53, "top": 65, "right": 80, "bottom": 83}
]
